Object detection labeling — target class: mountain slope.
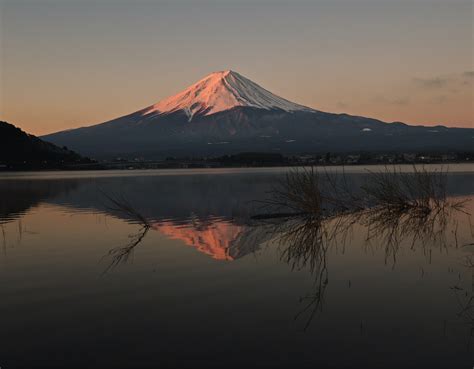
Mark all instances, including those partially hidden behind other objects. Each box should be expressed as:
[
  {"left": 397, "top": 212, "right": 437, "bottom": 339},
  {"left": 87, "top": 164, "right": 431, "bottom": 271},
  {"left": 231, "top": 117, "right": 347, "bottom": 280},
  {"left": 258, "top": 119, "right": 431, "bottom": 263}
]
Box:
[
  {"left": 0, "top": 121, "right": 87, "bottom": 167},
  {"left": 42, "top": 71, "right": 474, "bottom": 158}
]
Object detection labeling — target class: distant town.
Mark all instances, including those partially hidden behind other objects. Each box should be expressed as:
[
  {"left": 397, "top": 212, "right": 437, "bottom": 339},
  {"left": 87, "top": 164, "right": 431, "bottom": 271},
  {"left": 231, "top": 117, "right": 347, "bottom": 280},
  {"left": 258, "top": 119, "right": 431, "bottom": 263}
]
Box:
[{"left": 3, "top": 150, "right": 471, "bottom": 171}]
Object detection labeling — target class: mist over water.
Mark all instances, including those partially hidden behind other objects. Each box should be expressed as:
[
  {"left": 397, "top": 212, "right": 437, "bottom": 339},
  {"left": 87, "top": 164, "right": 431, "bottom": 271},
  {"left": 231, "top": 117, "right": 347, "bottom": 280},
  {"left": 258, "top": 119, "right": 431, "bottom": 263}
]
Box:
[{"left": 1, "top": 165, "right": 473, "bottom": 368}]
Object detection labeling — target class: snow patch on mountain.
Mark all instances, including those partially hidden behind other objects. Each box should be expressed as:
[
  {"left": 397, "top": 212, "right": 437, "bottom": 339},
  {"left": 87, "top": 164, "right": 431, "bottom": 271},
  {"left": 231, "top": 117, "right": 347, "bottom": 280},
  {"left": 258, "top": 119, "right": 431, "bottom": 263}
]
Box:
[{"left": 141, "top": 70, "right": 315, "bottom": 120}]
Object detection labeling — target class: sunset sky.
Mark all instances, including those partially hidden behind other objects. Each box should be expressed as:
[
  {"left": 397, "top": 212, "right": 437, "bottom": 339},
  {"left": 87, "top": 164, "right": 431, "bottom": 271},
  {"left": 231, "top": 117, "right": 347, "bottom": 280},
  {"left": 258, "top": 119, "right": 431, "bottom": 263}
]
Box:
[{"left": 1, "top": 0, "right": 472, "bottom": 135}]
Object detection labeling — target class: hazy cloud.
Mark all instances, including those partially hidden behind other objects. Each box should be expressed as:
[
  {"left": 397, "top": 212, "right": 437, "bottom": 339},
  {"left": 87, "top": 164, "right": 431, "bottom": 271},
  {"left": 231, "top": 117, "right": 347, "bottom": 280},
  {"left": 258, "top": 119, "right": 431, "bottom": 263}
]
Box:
[
  {"left": 414, "top": 72, "right": 473, "bottom": 89},
  {"left": 461, "top": 71, "right": 474, "bottom": 86},
  {"left": 413, "top": 77, "right": 449, "bottom": 89}
]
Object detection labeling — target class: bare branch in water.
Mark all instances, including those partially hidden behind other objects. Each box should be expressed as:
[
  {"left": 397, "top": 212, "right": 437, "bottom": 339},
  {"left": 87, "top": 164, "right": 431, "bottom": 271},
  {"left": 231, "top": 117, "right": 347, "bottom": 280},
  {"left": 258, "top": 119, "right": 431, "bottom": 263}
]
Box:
[
  {"left": 450, "top": 282, "right": 474, "bottom": 349},
  {"left": 258, "top": 165, "right": 471, "bottom": 329},
  {"left": 261, "top": 165, "right": 469, "bottom": 253},
  {"left": 99, "top": 189, "right": 152, "bottom": 272},
  {"left": 102, "top": 225, "right": 150, "bottom": 273},
  {"left": 99, "top": 189, "right": 151, "bottom": 228}
]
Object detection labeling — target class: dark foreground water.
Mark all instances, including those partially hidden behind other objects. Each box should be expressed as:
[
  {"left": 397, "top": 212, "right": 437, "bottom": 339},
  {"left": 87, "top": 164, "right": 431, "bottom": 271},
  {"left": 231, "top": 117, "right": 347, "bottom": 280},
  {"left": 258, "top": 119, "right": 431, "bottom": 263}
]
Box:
[{"left": 0, "top": 165, "right": 473, "bottom": 369}]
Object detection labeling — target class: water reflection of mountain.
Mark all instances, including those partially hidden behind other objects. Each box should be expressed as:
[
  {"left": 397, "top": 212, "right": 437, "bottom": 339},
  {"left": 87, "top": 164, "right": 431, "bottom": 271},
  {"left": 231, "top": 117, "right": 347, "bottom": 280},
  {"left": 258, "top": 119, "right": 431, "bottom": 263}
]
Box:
[
  {"left": 50, "top": 174, "right": 277, "bottom": 260},
  {"left": 152, "top": 217, "right": 268, "bottom": 260},
  {"left": 0, "top": 179, "right": 79, "bottom": 223},
  {"left": 0, "top": 174, "right": 280, "bottom": 260},
  {"left": 2, "top": 171, "right": 474, "bottom": 260},
  {"left": 45, "top": 171, "right": 474, "bottom": 220},
  {"left": 49, "top": 173, "right": 276, "bottom": 220}
]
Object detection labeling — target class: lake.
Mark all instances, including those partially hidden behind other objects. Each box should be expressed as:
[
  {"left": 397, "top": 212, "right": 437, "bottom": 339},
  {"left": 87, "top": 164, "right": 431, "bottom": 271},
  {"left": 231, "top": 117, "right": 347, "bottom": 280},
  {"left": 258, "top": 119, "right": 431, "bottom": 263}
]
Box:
[{"left": 1, "top": 165, "right": 473, "bottom": 368}]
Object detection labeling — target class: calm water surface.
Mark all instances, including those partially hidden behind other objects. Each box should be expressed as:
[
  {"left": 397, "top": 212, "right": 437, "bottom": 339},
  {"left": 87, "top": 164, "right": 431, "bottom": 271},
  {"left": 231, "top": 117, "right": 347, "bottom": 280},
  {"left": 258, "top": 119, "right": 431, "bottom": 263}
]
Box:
[{"left": 0, "top": 165, "right": 473, "bottom": 368}]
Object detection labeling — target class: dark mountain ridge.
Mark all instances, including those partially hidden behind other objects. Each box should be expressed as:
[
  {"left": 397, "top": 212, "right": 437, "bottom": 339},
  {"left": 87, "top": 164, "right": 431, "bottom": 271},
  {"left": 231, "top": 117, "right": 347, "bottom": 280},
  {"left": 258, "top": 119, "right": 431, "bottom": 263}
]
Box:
[{"left": 0, "top": 121, "right": 89, "bottom": 169}]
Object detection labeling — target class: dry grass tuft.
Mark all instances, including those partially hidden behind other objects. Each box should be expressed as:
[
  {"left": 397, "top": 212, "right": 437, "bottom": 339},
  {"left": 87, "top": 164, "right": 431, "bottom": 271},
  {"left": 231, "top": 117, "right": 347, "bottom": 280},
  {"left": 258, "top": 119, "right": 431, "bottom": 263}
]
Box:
[{"left": 259, "top": 165, "right": 471, "bottom": 329}]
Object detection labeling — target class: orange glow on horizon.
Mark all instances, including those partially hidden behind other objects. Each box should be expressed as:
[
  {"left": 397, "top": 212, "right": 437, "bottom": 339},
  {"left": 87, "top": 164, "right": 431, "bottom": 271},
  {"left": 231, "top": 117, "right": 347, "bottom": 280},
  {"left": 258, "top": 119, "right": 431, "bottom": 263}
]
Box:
[{"left": 2, "top": 1, "right": 472, "bottom": 134}]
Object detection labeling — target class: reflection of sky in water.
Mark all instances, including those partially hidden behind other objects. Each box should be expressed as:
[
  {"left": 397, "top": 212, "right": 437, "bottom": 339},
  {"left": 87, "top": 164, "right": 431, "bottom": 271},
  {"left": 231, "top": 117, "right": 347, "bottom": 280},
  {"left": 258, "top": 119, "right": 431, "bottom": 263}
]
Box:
[{"left": 0, "top": 167, "right": 473, "bottom": 368}]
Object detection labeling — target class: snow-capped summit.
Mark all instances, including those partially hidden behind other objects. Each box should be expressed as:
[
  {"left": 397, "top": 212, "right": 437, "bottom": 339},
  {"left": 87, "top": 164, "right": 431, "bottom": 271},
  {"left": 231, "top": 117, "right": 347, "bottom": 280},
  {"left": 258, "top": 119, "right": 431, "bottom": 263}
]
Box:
[{"left": 141, "top": 70, "right": 315, "bottom": 121}]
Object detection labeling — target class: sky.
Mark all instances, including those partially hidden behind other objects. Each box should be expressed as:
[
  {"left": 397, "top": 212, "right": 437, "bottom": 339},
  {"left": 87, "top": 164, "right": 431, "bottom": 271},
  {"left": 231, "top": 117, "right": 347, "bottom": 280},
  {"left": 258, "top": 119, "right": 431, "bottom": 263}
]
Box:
[{"left": 0, "top": 0, "right": 472, "bottom": 135}]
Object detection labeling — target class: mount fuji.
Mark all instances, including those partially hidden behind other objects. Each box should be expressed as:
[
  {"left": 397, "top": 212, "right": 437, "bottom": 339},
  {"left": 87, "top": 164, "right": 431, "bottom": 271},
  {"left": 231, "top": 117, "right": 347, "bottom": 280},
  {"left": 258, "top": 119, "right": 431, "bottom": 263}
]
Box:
[{"left": 42, "top": 70, "right": 473, "bottom": 158}]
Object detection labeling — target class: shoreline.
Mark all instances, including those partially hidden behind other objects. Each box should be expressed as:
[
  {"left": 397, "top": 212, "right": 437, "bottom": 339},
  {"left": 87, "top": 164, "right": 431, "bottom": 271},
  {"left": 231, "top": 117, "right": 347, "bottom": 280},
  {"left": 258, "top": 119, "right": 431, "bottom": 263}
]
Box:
[{"left": 1, "top": 163, "right": 474, "bottom": 180}]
